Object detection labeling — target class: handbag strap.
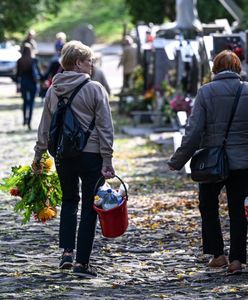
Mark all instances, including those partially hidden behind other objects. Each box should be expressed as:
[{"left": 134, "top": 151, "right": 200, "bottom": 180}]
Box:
[{"left": 223, "top": 82, "right": 243, "bottom": 144}]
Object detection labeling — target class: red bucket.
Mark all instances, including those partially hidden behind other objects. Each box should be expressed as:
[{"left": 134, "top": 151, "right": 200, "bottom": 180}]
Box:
[{"left": 93, "top": 175, "right": 128, "bottom": 238}]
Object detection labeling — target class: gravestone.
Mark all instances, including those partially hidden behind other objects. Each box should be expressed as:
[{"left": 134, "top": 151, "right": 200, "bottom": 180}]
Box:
[{"left": 71, "top": 24, "right": 95, "bottom": 47}]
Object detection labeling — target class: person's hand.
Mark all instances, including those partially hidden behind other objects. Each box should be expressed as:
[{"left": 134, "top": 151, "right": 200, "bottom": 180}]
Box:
[
  {"left": 31, "top": 160, "right": 43, "bottom": 175},
  {"left": 168, "top": 165, "right": 176, "bottom": 171},
  {"left": 101, "top": 165, "right": 115, "bottom": 179},
  {"left": 167, "top": 162, "right": 176, "bottom": 171}
]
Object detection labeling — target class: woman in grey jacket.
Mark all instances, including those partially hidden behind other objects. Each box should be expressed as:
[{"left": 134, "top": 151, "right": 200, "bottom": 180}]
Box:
[
  {"left": 33, "top": 41, "right": 115, "bottom": 278},
  {"left": 168, "top": 50, "right": 248, "bottom": 275}
]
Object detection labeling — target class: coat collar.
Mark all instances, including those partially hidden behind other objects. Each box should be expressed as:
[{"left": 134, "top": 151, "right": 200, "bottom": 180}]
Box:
[{"left": 213, "top": 71, "right": 241, "bottom": 81}]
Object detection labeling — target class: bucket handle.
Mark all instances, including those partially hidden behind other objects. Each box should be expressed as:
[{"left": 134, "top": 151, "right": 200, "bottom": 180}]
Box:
[{"left": 94, "top": 175, "right": 128, "bottom": 201}]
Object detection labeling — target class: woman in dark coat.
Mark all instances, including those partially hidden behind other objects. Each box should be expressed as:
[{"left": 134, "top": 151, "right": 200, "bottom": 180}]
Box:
[
  {"left": 17, "top": 43, "right": 41, "bottom": 130},
  {"left": 168, "top": 50, "right": 248, "bottom": 274}
]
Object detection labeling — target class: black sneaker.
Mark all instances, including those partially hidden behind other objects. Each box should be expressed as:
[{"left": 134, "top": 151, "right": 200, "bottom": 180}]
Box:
[
  {"left": 59, "top": 253, "right": 73, "bottom": 269},
  {"left": 73, "top": 263, "right": 97, "bottom": 278}
]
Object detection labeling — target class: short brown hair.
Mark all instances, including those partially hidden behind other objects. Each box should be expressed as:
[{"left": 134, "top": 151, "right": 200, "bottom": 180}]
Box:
[
  {"left": 60, "top": 40, "right": 93, "bottom": 71},
  {"left": 212, "top": 50, "right": 241, "bottom": 74}
]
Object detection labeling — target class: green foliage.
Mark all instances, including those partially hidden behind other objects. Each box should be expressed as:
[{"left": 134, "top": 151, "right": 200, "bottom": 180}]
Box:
[
  {"left": 0, "top": 0, "right": 68, "bottom": 41},
  {"left": 3, "top": 0, "right": 248, "bottom": 43},
  {"left": 197, "top": 0, "right": 233, "bottom": 23},
  {"left": 34, "top": 0, "right": 130, "bottom": 43},
  {"left": 197, "top": 0, "right": 246, "bottom": 25},
  {"left": 124, "top": 0, "right": 248, "bottom": 28},
  {"left": 238, "top": 0, "right": 248, "bottom": 29},
  {"left": 125, "top": 0, "right": 169, "bottom": 24}
]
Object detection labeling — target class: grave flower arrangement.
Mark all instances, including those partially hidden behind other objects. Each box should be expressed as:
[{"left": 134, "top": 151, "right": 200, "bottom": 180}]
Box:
[{"left": 0, "top": 152, "right": 62, "bottom": 224}]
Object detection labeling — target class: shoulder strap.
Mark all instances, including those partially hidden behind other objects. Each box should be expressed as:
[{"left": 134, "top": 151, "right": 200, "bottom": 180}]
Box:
[
  {"left": 70, "top": 78, "right": 95, "bottom": 132},
  {"left": 224, "top": 82, "right": 243, "bottom": 143},
  {"left": 57, "top": 78, "right": 95, "bottom": 132},
  {"left": 87, "top": 117, "right": 95, "bottom": 132},
  {"left": 67, "top": 78, "right": 90, "bottom": 105}
]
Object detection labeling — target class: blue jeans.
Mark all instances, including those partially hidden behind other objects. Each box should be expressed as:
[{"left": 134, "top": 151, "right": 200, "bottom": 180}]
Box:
[
  {"left": 56, "top": 152, "right": 103, "bottom": 264},
  {"left": 20, "top": 76, "right": 37, "bottom": 125},
  {"left": 199, "top": 169, "right": 248, "bottom": 263}
]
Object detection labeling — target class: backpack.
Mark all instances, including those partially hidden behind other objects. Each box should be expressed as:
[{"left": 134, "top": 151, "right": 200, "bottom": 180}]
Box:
[{"left": 48, "top": 79, "right": 95, "bottom": 163}]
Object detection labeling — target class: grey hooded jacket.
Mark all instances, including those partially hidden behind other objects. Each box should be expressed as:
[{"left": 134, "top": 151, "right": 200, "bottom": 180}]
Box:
[
  {"left": 34, "top": 71, "right": 114, "bottom": 167},
  {"left": 168, "top": 71, "right": 248, "bottom": 171}
]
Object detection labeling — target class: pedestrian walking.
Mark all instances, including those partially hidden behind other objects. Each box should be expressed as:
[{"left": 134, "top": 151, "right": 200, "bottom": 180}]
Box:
[
  {"left": 16, "top": 43, "right": 42, "bottom": 130},
  {"left": 40, "top": 32, "right": 66, "bottom": 98},
  {"left": 167, "top": 50, "right": 248, "bottom": 275},
  {"left": 33, "top": 40, "right": 115, "bottom": 278},
  {"left": 118, "top": 35, "right": 138, "bottom": 91},
  {"left": 21, "top": 29, "right": 38, "bottom": 54}
]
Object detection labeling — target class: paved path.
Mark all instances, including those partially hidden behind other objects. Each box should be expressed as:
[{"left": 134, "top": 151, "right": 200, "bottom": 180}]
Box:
[{"left": 0, "top": 78, "right": 248, "bottom": 299}]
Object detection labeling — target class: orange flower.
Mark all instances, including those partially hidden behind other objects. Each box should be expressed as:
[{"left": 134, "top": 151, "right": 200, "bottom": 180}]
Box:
[
  {"left": 44, "top": 158, "right": 53, "bottom": 172},
  {"left": 38, "top": 206, "right": 56, "bottom": 221},
  {"left": 144, "top": 89, "right": 154, "bottom": 100}
]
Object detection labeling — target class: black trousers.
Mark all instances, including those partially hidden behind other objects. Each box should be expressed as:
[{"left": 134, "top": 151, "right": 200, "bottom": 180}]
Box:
[
  {"left": 199, "top": 169, "right": 248, "bottom": 263},
  {"left": 56, "top": 152, "right": 103, "bottom": 264}
]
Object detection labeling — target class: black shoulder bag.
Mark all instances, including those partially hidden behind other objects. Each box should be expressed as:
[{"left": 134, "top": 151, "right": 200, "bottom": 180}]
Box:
[
  {"left": 190, "top": 83, "right": 243, "bottom": 183},
  {"left": 48, "top": 79, "right": 95, "bottom": 162}
]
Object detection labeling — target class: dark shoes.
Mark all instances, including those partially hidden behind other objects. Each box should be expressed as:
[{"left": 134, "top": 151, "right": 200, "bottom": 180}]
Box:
[
  {"left": 208, "top": 256, "right": 243, "bottom": 275},
  {"left": 59, "top": 252, "right": 97, "bottom": 278},
  {"left": 208, "top": 255, "right": 228, "bottom": 268},
  {"left": 23, "top": 119, "right": 31, "bottom": 130},
  {"left": 227, "top": 260, "right": 242, "bottom": 275},
  {"left": 59, "top": 252, "right": 73, "bottom": 270},
  {"left": 73, "top": 263, "right": 97, "bottom": 278}
]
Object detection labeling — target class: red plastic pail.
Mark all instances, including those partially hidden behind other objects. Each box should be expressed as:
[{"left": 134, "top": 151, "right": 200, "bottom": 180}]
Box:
[
  {"left": 93, "top": 175, "right": 128, "bottom": 238},
  {"left": 94, "top": 197, "right": 128, "bottom": 238}
]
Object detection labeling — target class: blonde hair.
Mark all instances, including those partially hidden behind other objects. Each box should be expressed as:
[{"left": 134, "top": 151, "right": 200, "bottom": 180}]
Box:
[
  {"left": 60, "top": 40, "right": 93, "bottom": 71},
  {"left": 56, "top": 32, "right": 66, "bottom": 42}
]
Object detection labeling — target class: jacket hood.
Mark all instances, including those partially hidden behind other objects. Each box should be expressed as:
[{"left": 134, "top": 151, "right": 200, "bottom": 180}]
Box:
[{"left": 52, "top": 71, "right": 90, "bottom": 96}]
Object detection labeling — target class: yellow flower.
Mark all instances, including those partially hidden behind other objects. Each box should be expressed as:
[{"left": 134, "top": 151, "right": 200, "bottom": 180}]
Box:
[
  {"left": 38, "top": 206, "right": 56, "bottom": 222},
  {"left": 44, "top": 158, "right": 53, "bottom": 171}
]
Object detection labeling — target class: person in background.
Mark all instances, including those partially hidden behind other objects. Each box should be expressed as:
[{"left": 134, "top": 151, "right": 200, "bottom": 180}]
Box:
[
  {"left": 46, "top": 32, "right": 66, "bottom": 78},
  {"left": 40, "top": 32, "right": 66, "bottom": 98},
  {"left": 16, "top": 43, "right": 42, "bottom": 130},
  {"left": 91, "top": 63, "right": 111, "bottom": 96},
  {"left": 118, "top": 35, "right": 138, "bottom": 91},
  {"left": 54, "top": 32, "right": 67, "bottom": 53},
  {"left": 33, "top": 40, "right": 115, "bottom": 278},
  {"left": 167, "top": 50, "right": 248, "bottom": 275},
  {"left": 21, "top": 29, "right": 38, "bottom": 54}
]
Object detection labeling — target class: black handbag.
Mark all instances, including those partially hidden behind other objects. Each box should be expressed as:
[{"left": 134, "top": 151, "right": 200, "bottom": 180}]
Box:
[{"left": 190, "top": 83, "right": 243, "bottom": 183}]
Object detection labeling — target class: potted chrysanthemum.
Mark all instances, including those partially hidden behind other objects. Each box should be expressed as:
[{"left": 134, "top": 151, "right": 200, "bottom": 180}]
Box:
[{"left": 0, "top": 152, "right": 62, "bottom": 224}]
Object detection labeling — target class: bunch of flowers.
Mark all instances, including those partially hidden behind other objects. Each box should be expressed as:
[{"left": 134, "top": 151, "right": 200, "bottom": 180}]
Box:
[{"left": 0, "top": 152, "right": 62, "bottom": 224}]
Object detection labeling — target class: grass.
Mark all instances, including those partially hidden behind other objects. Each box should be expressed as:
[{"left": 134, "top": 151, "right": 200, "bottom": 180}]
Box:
[{"left": 33, "top": 0, "right": 131, "bottom": 43}]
